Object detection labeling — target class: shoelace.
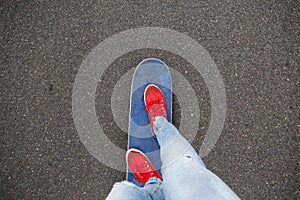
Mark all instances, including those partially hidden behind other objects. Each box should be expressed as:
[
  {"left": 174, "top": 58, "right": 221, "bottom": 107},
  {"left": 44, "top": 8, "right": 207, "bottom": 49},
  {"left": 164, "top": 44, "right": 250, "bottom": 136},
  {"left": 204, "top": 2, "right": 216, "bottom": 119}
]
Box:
[
  {"left": 133, "top": 161, "right": 154, "bottom": 182},
  {"left": 144, "top": 98, "right": 164, "bottom": 112}
]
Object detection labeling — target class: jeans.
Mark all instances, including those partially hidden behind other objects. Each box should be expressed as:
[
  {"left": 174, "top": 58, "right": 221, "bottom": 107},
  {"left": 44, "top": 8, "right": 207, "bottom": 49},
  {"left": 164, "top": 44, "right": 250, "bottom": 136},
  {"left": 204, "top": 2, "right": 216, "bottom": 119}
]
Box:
[{"left": 106, "top": 117, "right": 240, "bottom": 200}]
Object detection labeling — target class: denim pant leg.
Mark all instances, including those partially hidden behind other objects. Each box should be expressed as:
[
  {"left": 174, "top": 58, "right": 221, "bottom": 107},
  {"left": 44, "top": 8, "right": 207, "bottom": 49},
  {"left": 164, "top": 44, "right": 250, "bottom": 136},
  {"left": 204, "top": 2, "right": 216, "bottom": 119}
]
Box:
[
  {"left": 106, "top": 178, "right": 164, "bottom": 200},
  {"left": 154, "top": 117, "right": 240, "bottom": 200}
]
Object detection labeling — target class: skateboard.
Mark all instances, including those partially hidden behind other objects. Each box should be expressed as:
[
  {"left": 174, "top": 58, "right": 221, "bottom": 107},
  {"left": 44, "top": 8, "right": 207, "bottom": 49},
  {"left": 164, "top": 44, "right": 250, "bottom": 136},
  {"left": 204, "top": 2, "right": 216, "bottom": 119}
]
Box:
[{"left": 127, "top": 58, "right": 172, "bottom": 186}]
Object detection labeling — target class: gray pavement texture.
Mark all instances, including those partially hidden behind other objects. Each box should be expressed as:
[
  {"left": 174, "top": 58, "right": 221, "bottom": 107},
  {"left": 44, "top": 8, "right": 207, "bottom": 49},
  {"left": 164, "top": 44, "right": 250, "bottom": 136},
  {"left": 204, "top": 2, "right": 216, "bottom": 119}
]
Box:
[{"left": 1, "top": 0, "right": 299, "bottom": 199}]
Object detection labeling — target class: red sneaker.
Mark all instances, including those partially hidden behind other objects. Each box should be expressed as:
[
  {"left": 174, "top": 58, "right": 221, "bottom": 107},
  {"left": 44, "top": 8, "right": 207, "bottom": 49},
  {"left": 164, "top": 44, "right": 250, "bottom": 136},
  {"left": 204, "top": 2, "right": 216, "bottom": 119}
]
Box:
[
  {"left": 126, "top": 149, "right": 163, "bottom": 185},
  {"left": 144, "top": 84, "right": 168, "bottom": 137}
]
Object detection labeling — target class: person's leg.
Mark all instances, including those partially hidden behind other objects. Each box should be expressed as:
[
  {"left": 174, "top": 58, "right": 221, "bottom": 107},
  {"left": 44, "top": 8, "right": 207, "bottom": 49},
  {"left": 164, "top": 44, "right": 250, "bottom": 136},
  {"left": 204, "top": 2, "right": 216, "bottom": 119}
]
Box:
[
  {"left": 106, "top": 178, "right": 163, "bottom": 200},
  {"left": 155, "top": 117, "right": 240, "bottom": 200}
]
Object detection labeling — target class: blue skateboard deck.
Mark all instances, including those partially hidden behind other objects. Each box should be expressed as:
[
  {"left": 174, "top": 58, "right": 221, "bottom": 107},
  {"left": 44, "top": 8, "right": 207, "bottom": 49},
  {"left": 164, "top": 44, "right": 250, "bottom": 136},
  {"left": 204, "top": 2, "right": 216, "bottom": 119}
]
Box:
[{"left": 127, "top": 58, "right": 172, "bottom": 186}]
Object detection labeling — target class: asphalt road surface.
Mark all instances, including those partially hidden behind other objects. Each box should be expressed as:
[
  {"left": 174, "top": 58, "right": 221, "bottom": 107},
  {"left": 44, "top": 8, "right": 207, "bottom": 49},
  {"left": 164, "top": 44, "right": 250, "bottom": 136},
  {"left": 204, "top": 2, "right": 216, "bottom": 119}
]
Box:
[{"left": 1, "top": 0, "right": 299, "bottom": 199}]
